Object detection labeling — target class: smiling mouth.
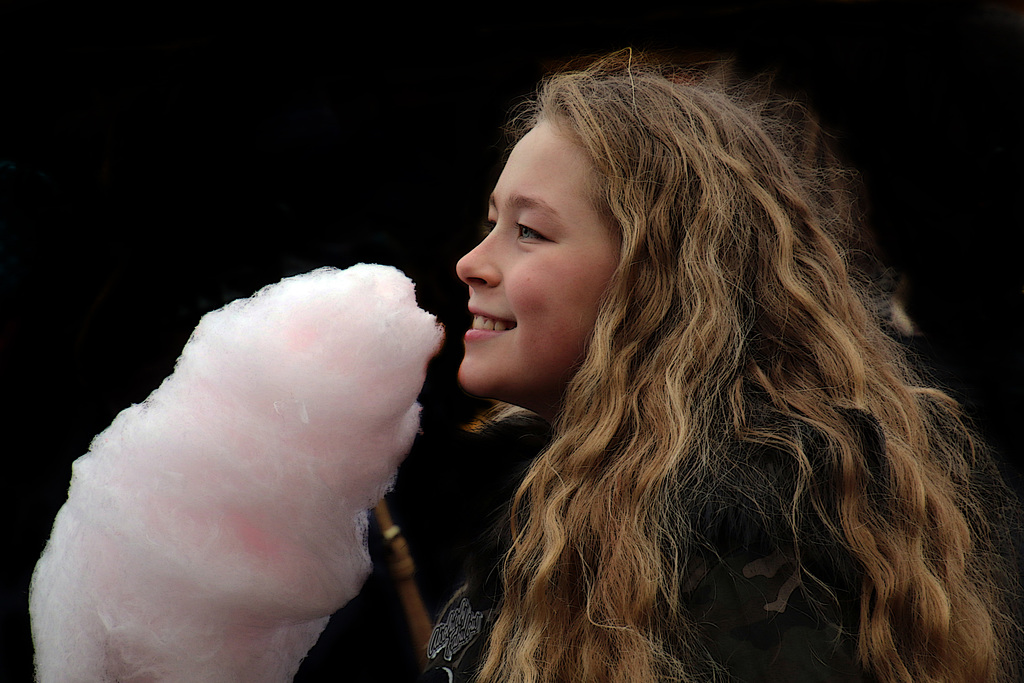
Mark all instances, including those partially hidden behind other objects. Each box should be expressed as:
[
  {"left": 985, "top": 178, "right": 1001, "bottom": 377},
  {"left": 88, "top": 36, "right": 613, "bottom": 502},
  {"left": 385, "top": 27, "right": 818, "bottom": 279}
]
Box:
[{"left": 472, "top": 315, "right": 517, "bottom": 332}]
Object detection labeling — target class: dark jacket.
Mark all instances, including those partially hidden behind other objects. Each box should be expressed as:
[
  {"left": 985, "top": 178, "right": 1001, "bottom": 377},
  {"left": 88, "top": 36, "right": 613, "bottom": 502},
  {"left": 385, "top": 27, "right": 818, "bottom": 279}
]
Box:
[{"left": 414, "top": 415, "right": 867, "bottom": 682}]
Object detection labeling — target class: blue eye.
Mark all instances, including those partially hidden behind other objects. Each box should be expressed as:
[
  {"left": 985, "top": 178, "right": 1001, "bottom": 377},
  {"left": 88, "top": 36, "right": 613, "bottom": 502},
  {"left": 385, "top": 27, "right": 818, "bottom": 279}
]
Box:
[{"left": 517, "top": 224, "right": 543, "bottom": 240}]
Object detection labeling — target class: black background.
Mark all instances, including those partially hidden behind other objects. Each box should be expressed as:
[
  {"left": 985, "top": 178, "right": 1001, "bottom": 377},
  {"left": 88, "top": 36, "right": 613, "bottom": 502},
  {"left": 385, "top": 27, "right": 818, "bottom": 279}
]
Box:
[{"left": 2, "top": 1, "right": 1023, "bottom": 680}]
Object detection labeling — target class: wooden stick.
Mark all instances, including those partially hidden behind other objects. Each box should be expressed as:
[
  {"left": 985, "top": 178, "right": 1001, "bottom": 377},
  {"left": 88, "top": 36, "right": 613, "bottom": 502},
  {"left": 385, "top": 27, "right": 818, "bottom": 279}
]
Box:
[{"left": 374, "top": 498, "right": 433, "bottom": 667}]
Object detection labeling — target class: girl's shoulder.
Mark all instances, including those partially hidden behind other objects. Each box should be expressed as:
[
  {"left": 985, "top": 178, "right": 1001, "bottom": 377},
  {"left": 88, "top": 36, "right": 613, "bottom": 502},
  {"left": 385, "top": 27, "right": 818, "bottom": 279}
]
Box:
[{"left": 682, "top": 540, "right": 867, "bottom": 683}]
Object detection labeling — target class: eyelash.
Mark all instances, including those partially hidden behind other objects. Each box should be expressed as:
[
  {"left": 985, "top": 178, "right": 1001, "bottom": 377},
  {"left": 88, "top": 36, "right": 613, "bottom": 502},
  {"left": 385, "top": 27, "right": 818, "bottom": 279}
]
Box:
[
  {"left": 517, "top": 224, "right": 543, "bottom": 240},
  {"left": 482, "top": 220, "right": 545, "bottom": 241}
]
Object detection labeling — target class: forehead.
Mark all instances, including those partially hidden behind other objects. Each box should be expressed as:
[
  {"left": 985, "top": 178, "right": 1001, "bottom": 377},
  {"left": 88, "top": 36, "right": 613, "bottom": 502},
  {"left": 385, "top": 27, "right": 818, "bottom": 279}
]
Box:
[{"left": 492, "top": 123, "right": 596, "bottom": 211}]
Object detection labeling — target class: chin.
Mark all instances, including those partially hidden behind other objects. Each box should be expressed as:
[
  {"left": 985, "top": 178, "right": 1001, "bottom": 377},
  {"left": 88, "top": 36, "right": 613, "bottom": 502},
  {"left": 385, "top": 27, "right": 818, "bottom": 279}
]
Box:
[{"left": 457, "top": 367, "right": 500, "bottom": 402}]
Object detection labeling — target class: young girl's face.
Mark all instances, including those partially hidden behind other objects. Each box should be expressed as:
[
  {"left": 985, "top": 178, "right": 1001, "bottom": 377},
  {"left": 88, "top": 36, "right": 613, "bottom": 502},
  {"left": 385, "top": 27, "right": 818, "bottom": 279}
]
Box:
[{"left": 456, "top": 122, "right": 619, "bottom": 420}]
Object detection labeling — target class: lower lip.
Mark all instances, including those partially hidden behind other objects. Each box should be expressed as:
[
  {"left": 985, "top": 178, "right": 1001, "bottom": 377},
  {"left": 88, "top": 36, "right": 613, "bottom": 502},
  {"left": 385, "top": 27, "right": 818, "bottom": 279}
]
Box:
[{"left": 464, "top": 328, "right": 513, "bottom": 343}]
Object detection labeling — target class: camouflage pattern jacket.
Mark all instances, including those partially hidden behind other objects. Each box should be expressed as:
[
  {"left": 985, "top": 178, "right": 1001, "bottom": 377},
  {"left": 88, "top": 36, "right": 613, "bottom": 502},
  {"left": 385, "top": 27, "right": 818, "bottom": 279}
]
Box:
[
  {"left": 416, "top": 538, "right": 866, "bottom": 682},
  {"left": 412, "top": 417, "right": 869, "bottom": 682}
]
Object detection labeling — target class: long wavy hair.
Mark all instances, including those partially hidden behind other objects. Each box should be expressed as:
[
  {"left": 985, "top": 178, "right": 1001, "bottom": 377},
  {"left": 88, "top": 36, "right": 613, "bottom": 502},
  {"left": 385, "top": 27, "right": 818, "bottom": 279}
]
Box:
[{"left": 471, "top": 52, "right": 1021, "bottom": 682}]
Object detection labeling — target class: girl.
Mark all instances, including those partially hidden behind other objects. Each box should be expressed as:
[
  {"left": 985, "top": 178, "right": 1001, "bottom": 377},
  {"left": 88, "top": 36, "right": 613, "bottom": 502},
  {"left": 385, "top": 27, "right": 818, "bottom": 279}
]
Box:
[{"left": 417, "top": 53, "right": 1022, "bottom": 682}]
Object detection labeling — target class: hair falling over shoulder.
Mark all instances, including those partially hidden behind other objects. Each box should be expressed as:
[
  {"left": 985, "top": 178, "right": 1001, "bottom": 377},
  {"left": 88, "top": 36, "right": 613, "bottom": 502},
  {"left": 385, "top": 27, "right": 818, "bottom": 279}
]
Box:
[{"left": 472, "top": 52, "right": 1022, "bottom": 683}]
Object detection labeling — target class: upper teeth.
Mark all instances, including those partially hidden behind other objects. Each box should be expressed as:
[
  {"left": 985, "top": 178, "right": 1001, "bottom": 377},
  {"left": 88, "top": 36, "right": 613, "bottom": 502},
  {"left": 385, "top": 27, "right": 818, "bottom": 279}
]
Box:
[{"left": 473, "top": 315, "right": 516, "bottom": 332}]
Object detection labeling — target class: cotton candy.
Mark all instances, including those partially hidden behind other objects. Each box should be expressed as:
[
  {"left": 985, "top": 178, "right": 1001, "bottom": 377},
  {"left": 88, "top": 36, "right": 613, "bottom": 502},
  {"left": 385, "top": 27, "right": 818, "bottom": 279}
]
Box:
[{"left": 29, "top": 264, "right": 443, "bottom": 683}]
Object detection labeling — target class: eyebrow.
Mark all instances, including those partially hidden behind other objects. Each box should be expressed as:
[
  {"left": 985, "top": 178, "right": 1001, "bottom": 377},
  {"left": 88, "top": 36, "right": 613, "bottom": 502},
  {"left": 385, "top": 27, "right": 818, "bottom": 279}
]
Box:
[{"left": 488, "top": 193, "right": 564, "bottom": 222}]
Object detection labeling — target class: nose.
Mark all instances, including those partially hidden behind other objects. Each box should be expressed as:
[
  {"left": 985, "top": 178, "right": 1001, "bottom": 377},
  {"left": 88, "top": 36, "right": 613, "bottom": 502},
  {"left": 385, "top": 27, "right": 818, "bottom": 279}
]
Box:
[{"left": 456, "top": 236, "right": 499, "bottom": 288}]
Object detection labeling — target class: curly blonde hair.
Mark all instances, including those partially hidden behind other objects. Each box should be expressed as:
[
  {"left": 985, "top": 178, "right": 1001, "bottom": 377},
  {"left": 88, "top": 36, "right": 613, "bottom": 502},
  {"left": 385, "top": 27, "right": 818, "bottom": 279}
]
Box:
[{"left": 467, "top": 52, "right": 1022, "bottom": 683}]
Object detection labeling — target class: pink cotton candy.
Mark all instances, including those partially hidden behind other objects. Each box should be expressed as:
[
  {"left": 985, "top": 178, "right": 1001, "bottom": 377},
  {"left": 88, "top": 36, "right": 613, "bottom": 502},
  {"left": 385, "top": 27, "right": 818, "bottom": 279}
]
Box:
[{"left": 29, "top": 264, "right": 444, "bottom": 682}]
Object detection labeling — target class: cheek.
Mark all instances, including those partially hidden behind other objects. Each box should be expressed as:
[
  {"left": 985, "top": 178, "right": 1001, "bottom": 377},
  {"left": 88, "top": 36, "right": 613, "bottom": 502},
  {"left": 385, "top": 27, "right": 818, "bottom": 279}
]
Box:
[{"left": 515, "top": 277, "right": 603, "bottom": 356}]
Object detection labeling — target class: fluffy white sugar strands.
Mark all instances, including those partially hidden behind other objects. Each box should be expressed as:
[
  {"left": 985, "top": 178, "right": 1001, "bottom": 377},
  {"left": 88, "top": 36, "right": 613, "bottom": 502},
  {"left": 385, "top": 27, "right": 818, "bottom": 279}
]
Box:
[{"left": 29, "top": 264, "right": 444, "bottom": 683}]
